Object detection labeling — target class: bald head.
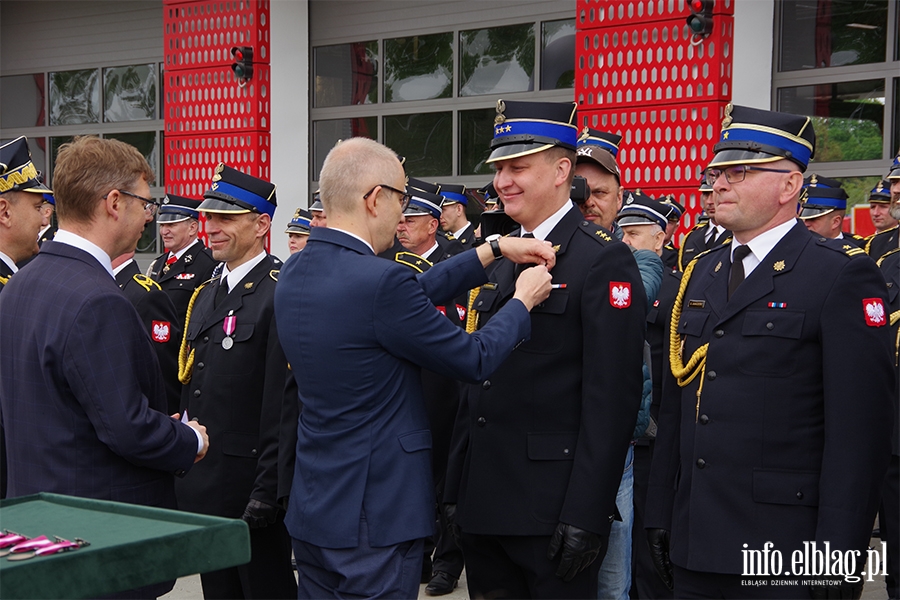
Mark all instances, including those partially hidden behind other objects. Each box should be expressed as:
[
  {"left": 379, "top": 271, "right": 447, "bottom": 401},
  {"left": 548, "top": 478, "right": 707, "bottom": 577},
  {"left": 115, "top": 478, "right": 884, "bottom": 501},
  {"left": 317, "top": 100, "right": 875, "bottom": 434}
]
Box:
[{"left": 319, "top": 138, "right": 405, "bottom": 218}]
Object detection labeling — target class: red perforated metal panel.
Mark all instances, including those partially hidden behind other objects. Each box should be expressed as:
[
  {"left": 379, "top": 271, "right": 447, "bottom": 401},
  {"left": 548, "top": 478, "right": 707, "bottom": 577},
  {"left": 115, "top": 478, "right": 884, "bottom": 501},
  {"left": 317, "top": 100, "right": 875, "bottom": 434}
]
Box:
[
  {"left": 576, "top": 0, "right": 734, "bottom": 241},
  {"left": 163, "top": 0, "right": 271, "bottom": 245}
]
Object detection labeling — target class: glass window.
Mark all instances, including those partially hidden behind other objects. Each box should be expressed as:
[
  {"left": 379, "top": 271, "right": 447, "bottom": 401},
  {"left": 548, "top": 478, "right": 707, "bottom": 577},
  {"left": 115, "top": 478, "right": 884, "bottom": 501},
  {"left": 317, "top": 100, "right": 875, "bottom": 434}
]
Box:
[
  {"left": 459, "top": 108, "right": 495, "bottom": 175},
  {"left": 49, "top": 69, "right": 101, "bottom": 125},
  {"left": 313, "top": 117, "right": 377, "bottom": 179},
  {"left": 137, "top": 217, "right": 158, "bottom": 254},
  {"left": 893, "top": 78, "right": 900, "bottom": 160},
  {"left": 1, "top": 74, "right": 45, "bottom": 128},
  {"left": 384, "top": 33, "right": 453, "bottom": 102},
  {"left": 384, "top": 112, "right": 451, "bottom": 177},
  {"left": 105, "top": 132, "right": 158, "bottom": 186},
  {"left": 104, "top": 64, "right": 157, "bottom": 122},
  {"left": 778, "top": 79, "right": 885, "bottom": 162},
  {"left": 834, "top": 175, "right": 884, "bottom": 208},
  {"left": 779, "top": 0, "right": 888, "bottom": 72},
  {"left": 459, "top": 24, "right": 535, "bottom": 97},
  {"left": 541, "top": 19, "right": 575, "bottom": 90},
  {"left": 314, "top": 41, "right": 379, "bottom": 108}
]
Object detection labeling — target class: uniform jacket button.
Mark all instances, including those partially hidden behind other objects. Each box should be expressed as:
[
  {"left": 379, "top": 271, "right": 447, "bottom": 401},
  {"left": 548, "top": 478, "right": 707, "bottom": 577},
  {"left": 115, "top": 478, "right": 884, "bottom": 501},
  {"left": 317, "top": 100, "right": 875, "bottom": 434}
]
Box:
[
  {"left": 477, "top": 417, "right": 486, "bottom": 427},
  {"left": 482, "top": 380, "right": 491, "bottom": 390},
  {"left": 707, "top": 370, "right": 716, "bottom": 380},
  {"left": 202, "top": 336, "right": 209, "bottom": 343},
  {"left": 197, "top": 362, "right": 204, "bottom": 369},
  {"left": 766, "top": 322, "right": 774, "bottom": 330},
  {"left": 563, "top": 448, "right": 570, "bottom": 455},
  {"left": 251, "top": 448, "right": 258, "bottom": 456},
  {"left": 714, "top": 329, "right": 724, "bottom": 338},
  {"left": 696, "top": 458, "right": 706, "bottom": 469},
  {"left": 193, "top": 389, "right": 201, "bottom": 397},
  {"left": 699, "top": 414, "right": 709, "bottom": 424},
  {"left": 796, "top": 491, "right": 803, "bottom": 500}
]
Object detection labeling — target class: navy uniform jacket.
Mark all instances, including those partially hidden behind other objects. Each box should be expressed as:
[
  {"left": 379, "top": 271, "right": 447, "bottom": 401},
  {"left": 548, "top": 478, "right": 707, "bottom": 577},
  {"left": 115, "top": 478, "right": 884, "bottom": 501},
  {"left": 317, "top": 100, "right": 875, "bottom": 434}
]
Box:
[
  {"left": 275, "top": 227, "right": 531, "bottom": 549},
  {"left": 0, "top": 260, "right": 12, "bottom": 291},
  {"left": 451, "top": 223, "right": 477, "bottom": 249},
  {"left": 647, "top": 269, "right": 682, "bottom": 423},
  {"left": 175, "top": 254, "right": 290, "bottom": 519},
  {"left": 678, "top": 223, "right": 731, "bottom": 271},
  {"left": 0, "top": 241, "right": 198, "bottom": 505},
  {"left": 437, "top": 231, "right": 467, "bottom": 257},
  {"left": 116, "top": 261, "right": 183, "bottom": 415},
  {"left": 446, "top": 205, "right": 648, "bottom": 538},
  {"left": 662, "top": 243, "right": 678, "bottom": 271},
  {"left": 38, "top": 225, "right": 57, "bottom": 247},
  {"left": 878, "top": 247, "right": 899, "bottom": 455},
  {"left": 147, "top": 239, "right": 217, "bottom": 325},
  {"left": 646, "top": 221, "right": 895, "bottom": 574},
  {"left": 867, "top": 225, "right": 899, "bottom": 262}
]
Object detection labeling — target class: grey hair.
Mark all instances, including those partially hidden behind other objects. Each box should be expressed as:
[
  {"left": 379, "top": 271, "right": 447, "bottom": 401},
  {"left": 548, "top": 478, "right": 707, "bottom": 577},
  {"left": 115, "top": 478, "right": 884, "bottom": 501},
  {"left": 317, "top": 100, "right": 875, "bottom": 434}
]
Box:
[{"left": 319, "top": 138, "right": 403, "bottom": 216}]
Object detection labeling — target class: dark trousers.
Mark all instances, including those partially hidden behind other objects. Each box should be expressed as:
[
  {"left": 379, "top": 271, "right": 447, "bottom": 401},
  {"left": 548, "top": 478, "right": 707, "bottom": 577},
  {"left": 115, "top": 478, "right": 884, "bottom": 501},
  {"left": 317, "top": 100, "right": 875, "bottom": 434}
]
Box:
[
  {"left": 461, "top": 532, "right": 603, "bottom": 599},
  {"left": 879, "top": 454, "right": 900, "bottom": 599},
  {"left": 631, "top": 441, "right": 674, "bottom": 599},
  {"left": 292, "top": 513, "right": 424, "bottom": 599},
  {"left": 199, "top": 515, "right": 296, "bottom": 600},
  {"left": 672, "top": 564, "right": 812, "bottom": 599}
]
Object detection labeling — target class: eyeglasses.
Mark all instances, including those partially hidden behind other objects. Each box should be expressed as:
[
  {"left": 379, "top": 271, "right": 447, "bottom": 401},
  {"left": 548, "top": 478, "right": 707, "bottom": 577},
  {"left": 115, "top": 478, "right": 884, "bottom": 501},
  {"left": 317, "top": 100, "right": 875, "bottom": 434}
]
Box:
[
  {"left": 363, "top": 184, "right": 412, "bottom": 212},
  {"left": 108, "top": 189, "right": 159, "bottom": 216},
  {"left": 705, "top": 165, "right": 797, "bottom": 186}
]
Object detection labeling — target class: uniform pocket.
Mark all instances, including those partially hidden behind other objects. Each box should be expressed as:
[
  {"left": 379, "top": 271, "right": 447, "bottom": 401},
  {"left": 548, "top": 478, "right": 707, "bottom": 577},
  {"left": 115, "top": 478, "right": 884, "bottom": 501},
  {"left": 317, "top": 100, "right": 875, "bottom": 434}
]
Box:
[
  {"left": 527, "top": 432, "right": 577, "bottom": 461},
  {"left": 752, "top": 468, "right": 819, "bottom": 507},
  {"left": 398, "top": 430, "right": 432, "bottom": 453}
]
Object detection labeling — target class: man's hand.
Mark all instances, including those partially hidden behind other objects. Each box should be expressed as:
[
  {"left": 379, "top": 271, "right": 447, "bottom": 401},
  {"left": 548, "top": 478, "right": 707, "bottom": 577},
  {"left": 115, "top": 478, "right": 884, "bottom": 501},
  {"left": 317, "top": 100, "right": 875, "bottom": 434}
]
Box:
[
  {"left": 442, "top": 503, "right": 461, "bottom": 549},
  {"left": 512, "top": 266, "right": 552, "bottom": 311},
  {"left": 474, "top": 236, "right": 556, "bottom": 269},
  {"left": 186, "top": 420, "right": 209, "bottom": 463},
  {"left": 499, "top": 236, "right": 556, "bottom": 269},
  {"left": 241, "top": 498, "right": 280, "bottom": 529},
  {"left": 809, "top": 578, "right": 864, "bottom": 599},
  {"left": 546, "top": 522, "right": 602, "bottom": 582},
  {"left": 647, "top": 528, "right": 674, "bottom": 590}
]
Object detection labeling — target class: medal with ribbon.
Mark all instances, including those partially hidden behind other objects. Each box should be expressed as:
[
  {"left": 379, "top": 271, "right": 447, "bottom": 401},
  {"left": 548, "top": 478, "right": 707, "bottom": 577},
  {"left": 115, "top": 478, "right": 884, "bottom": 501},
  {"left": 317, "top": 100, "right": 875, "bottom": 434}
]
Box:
[{"left": 222, "top": 310, "right": 236, "bottom": 350}]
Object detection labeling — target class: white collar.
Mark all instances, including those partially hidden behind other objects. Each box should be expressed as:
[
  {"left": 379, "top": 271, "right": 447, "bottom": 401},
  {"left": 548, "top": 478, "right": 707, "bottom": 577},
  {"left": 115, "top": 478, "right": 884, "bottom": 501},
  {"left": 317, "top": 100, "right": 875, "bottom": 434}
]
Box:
[
  {"left": 330, "top": 227, "right": 375, "bottom": 254},
  {"left": 220, "top": 250, "right": 268, "bottom": 292},
  {"left": 522, "top": 200, "right": 574, "bottom": 241},
  {"left": 171, "top": 239, "right": 199, "bottom": 260},
  {"left": 37, "top": 224, "right": 52, "bottom": 240},
  {"left": 452, "top": 222, "right": 472, "bottom": 240},
  {"left": 53, "top": 230, "right": 114, "bottom": 278},
  {"left": 0, "top": 251, "right": 18, "bottom": 274},
  {"left": 730, "top": 219, "right": 796, "bottom": 276},
  {"left": 112, "top": 258, "right": 135, "bottom": 277},
  {"left": 421, "top": 241, "right": 440, "bottom": 258}
]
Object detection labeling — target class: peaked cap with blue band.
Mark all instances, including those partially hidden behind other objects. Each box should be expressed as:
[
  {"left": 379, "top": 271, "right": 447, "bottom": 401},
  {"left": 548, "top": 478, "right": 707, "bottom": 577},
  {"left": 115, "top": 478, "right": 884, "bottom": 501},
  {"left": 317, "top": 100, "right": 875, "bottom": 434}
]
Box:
[
  {"left": 438, "top": 182, "right": 467, "bottom": 207},
  {"left": 408, "top": 177, "right": 441, "bottom": 195},
  {"left": 659, "top": 195, "right": 685, "bottom": 222},
  {"left": 200, "top": 163, "right": 277, "bottom": 217},
  {"left": 0, "top": 137, "right": 51, "bottom": 195},
  {"left": 158, "top": 194, "right": 202, "bottom": 223},
  {"left": 698, "top": 174, "right": 714, "bottom": 193},
  {"left": 479, "top": 181, "right": 500, "bottom": 207},
  {"left": 403, "top": 188, "right": 443, "bottom": 219},
  {"left": 576, "top": 127, "right": 621, "bottom": 180},
  {"left": 798, "top": 174, "right": 847, "bottom": 219},
  {"left": 487, "top": 99, "right": 579, "bottom": 163},
  {"left": 309, "top": 190, "right": 323, "bottom": 212},
  {"left": 709, "top": 103, "right": 816, "bottom": 171},
  {"left": 286, "top": 208, "right": 312, "bottom": 235},
  {"left": 887, "top": 152, "right": 900, "bottom": 181},
  {"left": 869, "top": 179, "right": 891, "bottom": 203},
  {"left": 616, "top": 191, "right": 668, "bottom": 230}
]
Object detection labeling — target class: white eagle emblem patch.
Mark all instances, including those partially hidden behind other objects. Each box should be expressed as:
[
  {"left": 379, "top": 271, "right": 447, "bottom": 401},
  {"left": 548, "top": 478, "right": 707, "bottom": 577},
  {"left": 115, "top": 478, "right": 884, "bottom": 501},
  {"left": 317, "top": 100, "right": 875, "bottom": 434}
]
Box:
[
  {"left": 152, "top": 321, "right": 171, "bottom": 342},
  {"left": 610, "top": 282, "right": 631, "bottom": 309},
  {"left": 863, "top": 298, "right": 886, "bottom": 327}
]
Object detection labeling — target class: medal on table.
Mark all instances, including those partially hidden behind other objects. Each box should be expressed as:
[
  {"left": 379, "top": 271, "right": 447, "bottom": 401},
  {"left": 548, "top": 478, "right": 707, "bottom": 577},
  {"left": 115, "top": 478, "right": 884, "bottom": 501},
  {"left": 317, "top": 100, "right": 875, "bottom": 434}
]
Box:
[{"left": 222, "top": 311, "right": 236, "bottom": 350}]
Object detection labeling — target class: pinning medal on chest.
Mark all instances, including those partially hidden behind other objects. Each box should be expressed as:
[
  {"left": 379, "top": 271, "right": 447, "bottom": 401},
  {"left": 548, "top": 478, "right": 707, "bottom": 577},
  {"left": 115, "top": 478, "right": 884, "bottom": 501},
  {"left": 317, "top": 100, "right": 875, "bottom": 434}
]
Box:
[{"left": 222, "top": 310, "right": 236, "bottom": 350}]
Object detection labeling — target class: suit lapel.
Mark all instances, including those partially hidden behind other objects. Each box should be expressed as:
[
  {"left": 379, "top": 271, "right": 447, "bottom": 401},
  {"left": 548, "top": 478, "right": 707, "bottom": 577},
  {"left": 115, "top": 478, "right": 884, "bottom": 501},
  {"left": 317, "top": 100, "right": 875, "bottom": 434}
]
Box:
[
  {"left": 693, "top": 249, "right": 729, "bottom": 320},
  {"left": 717, "top": 222, "right": 808, "bottom": 324}
]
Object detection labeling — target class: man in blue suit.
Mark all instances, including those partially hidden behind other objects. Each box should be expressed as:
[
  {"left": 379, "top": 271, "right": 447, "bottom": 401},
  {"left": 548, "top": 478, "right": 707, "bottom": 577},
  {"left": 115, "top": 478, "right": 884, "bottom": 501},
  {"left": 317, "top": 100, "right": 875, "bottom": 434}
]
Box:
[
  {"left": 0, "top": 137, "right": 208, "bottom": 596},
  {"left": 275, "top": 136, "right": 556, "bottom": 599}
]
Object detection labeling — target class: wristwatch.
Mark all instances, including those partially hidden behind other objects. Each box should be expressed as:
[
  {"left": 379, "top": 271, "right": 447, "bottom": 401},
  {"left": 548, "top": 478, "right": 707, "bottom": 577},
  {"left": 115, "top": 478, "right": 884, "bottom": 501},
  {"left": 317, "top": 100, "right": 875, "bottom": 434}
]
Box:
[{"left": 485, "top": 234, "right": 503, "bottom": 260}]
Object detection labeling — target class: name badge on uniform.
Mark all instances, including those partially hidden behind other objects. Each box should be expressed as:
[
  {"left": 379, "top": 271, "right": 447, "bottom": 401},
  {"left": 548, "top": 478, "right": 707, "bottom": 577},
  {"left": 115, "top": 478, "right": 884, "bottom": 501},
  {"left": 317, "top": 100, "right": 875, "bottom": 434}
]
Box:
[
  {"left": 688, "top": 300, "right": 706, "bottom": 308},
  {"left": 222, "top": 311, "right": 236, "bottom": 349}
]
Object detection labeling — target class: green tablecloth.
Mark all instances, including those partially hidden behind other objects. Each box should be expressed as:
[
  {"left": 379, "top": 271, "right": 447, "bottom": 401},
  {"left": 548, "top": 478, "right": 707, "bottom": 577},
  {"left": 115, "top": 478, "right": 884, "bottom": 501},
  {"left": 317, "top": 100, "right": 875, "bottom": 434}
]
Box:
[{"left": 0, "top": 493, "right": 250, "bottom": 599}]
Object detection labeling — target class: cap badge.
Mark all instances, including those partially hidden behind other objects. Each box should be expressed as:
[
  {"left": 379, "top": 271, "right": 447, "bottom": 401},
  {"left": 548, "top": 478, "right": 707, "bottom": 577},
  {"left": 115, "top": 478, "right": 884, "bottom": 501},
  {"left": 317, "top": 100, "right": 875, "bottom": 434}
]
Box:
[
  {"left": 810, "top": 174, "right": 818, "bottom": 186},
  {"left": 578, "top": 127, "right": 591, "bottom": 142},
  {"left": 212, "top": 163, "right": 225, "bottom": 182},
  {"left": 721, "top": 103, "right": 734, "bottom": 129},
  {"left": 494, "top": 99, "right": 506, "bottom": 125}
]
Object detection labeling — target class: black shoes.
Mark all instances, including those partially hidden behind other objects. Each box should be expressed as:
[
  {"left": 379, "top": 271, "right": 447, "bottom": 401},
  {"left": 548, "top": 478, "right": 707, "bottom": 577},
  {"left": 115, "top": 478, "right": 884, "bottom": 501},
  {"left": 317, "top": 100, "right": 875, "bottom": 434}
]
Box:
[{"left": 425, "top": 571, "right": 459, "bottom": 596}]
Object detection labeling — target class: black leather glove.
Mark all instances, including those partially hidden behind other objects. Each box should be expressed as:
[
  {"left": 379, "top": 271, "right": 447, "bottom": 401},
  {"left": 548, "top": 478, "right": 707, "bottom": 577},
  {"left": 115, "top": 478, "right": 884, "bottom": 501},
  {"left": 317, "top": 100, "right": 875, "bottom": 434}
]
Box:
[
  {"left": 442, "top": 503, "right": 461, "bottom": 550},
  {"left": 647, "top": 528, "right": 674, "bottom": 591},
  {"left": 241, "top": 498, "right": 279, "bottom": 529},
  {"left": 546, "top": 522, "right": 602, "bottom": 582},
  {"left": 809, "top": 578, "right": 864, "bottom": 600}
]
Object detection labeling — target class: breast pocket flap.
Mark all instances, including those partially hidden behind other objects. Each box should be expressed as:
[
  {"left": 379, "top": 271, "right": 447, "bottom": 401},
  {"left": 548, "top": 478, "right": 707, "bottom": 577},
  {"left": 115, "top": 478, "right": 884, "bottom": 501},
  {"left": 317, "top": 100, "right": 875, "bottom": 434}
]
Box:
[
  {"left": 752, "top": 468, "right": 819, "bottom": 507},
  {"left": 527, "top": 432, "right": 577, "bottom": 461}
]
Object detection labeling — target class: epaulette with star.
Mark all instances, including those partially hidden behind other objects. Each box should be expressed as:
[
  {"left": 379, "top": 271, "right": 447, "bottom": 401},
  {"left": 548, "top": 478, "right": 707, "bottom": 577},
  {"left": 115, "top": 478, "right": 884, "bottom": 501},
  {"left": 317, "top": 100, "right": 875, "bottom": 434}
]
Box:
[
  {"left": 579, "top": 220, "right": 615, "bottom": 245},
  {"left": 816, "top": 236, "right": 867, "bottom": 258},
  {"left": 394, "top": 251, "right": 432, "bottom": 273}
]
